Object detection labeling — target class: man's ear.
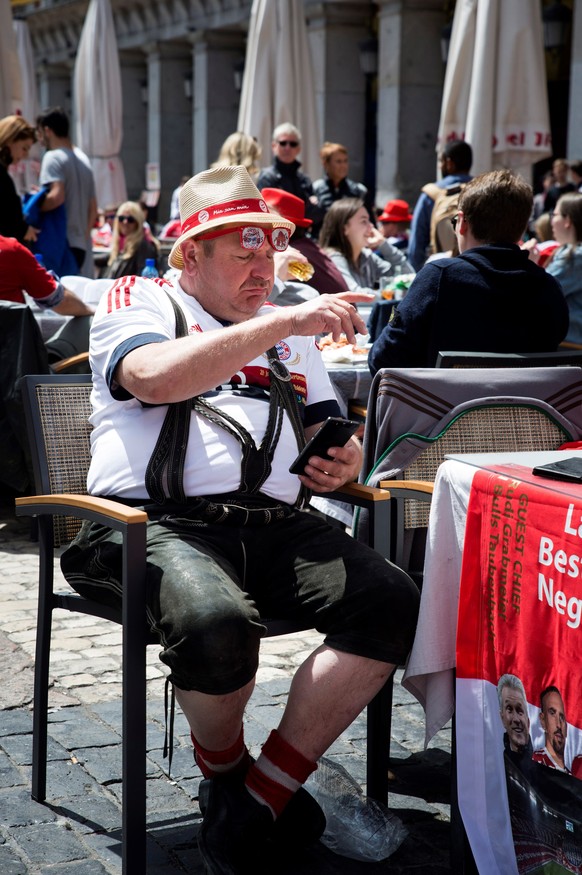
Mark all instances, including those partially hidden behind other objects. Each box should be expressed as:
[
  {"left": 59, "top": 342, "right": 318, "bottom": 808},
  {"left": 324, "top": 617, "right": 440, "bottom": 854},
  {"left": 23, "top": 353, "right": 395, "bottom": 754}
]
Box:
[
  {"left": 181, "top": 240, "right": 200, "bottom": 271},
  {"left": 457, "top": 211, "right": 469, "bottom": 235}
]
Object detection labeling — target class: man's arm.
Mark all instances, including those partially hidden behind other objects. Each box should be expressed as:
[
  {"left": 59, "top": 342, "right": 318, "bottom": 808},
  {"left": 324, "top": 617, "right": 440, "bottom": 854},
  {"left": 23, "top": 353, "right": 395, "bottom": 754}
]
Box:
[
  {"left": 407, "top": 193, "right": 433, "bottom": 271},
  {"left": 40, "top": 180, "right": 65, "bottom": 212},
  {"left": 52, "top": 288, "right": 95, "bottom": 317},
  {"left": 115, "top": 291, "right": 375, "bottom": 405}
]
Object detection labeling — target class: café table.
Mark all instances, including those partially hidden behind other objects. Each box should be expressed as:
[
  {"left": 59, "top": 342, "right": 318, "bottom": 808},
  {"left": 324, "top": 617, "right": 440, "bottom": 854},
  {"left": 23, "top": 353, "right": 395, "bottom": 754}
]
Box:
[
  {"left": 405, "top": 449, "right": 582, "bottom": 874},
  {"left": 324, "top": 359, "right": 372, "bottom": 418},
  {"left": 402, "top": 448, "right": 582, "bottom": 746}
]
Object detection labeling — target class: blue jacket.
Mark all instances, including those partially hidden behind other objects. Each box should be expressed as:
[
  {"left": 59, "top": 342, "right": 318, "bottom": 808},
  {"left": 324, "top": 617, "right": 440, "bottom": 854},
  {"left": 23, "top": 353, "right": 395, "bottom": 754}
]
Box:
[
  {"left": 546, "top": 244, "right": 582, "bottom": 345},
  {"left": 23, "top": 187, "right": 78, "bottom": 276}
]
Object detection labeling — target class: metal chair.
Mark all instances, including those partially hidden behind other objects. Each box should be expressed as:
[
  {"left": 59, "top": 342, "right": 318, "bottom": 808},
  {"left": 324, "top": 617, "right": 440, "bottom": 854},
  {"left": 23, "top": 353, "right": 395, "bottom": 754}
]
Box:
[
  {"left": 15, "top": 373, "right": 395, "bottom": 875},
  {"left": 357, "top": 365, "right": 582, "bottom": 582},
  {"left": 436, "top": 349, "right": 582, "bottom": 368}
]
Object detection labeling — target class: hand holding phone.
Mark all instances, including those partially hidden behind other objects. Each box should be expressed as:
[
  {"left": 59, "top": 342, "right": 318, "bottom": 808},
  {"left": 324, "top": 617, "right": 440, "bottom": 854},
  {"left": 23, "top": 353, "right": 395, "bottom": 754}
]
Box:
[{"left": 289, "top": 417, "right": 360, "bottom": 475}]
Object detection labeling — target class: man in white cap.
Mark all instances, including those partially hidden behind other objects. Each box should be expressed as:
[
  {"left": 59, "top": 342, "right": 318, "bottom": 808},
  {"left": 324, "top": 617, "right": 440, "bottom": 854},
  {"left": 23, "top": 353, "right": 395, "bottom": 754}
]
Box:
[{"left": 60, "top": 165, "right": 419, "bottom": 873}]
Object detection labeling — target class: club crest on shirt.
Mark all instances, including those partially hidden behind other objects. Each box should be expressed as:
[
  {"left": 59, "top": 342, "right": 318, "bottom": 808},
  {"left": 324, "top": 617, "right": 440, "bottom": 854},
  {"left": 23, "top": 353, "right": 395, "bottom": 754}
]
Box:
[{"left": 275, "top": 341, "right": 291, "bottom": 361}]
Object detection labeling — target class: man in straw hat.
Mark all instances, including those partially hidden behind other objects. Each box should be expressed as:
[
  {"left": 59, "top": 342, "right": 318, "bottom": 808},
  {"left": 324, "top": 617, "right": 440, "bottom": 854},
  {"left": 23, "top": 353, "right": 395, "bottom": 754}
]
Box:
[{"left": 61, "top": 165, "right": 419, "bottom": 873}]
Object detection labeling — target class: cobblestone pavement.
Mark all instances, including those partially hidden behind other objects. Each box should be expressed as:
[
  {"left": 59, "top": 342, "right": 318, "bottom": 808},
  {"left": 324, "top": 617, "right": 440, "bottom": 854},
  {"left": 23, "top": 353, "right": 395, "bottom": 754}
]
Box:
[{"left": 0, "top": 498, "right": 453, "bottom": 874}]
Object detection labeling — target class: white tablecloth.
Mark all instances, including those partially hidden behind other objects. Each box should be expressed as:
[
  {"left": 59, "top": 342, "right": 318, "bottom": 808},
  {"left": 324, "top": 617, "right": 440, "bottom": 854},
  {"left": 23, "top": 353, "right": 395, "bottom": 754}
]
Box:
[{"left": 402, "top": 449, "right": 582, "bottom": 747}]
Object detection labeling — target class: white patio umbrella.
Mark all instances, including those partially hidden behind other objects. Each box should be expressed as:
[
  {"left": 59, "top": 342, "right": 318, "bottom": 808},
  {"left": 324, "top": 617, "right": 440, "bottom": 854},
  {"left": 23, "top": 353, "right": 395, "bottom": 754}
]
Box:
[
  {"left": 13, "top": 20, "right": 38, "bottom": 124},
  {"left": 0, "top": 0, "right": 21, "bottom": 117},
  {"left": 237, "top": 0, "right": 321, "bottom": 181},
  {"left": 438, "top": 0, "right": 551, "bottom": 179},
  {"left": 73, "top": 0, "right": 127, "bottom": 209}
]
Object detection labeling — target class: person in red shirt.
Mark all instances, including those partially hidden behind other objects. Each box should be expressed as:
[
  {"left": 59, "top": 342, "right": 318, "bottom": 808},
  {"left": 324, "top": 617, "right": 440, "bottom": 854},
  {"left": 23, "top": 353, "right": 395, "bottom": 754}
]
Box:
[
  {"left": 0, "top": 234, "right": 94, "bottom": 314},
  {"left": 0, "top": 234, "right": 95, "bottom": 359}
]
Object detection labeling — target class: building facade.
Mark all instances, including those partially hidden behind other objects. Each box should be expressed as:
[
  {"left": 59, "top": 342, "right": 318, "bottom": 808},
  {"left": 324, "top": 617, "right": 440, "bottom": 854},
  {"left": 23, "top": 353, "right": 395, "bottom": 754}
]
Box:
[{"left": 12, "top": 0, "right": 581, "bottom": 220}]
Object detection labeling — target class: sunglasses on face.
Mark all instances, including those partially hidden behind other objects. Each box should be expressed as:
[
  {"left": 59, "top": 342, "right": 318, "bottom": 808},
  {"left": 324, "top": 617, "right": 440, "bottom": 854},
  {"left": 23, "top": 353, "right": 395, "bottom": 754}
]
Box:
[
  {"left": 450, "top": 214, "right": 459, "bottom": 230},
  {"left": 277, "top": 140, "right": 299, "bottom": 148},
  {"left": 197, "top": 225, "right": 290, "bottom": 251},
  {"left": 117, "top": 215, "right": 137, "bottom": 224}
]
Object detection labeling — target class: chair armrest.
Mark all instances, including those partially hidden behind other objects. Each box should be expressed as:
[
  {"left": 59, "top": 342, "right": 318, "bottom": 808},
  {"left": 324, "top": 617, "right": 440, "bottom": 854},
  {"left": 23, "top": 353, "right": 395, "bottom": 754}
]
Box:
[
  {"left": 51, "top": 352, "right": 90, "bottom": 373},
  {"left": 378, "top": 479, "right": 434, "bottom": 500},
  {"left": 332, "top": 481, "right": 392, "bottom": 503},
  {"left": 15, "top": 493, "right": 147, "bottom": 531}
]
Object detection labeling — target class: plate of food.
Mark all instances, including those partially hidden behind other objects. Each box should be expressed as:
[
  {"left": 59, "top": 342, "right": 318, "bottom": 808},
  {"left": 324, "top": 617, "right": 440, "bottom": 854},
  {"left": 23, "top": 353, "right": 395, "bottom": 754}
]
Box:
[{"left": 318, "top": 333, "right": 371, "bottom": 364}]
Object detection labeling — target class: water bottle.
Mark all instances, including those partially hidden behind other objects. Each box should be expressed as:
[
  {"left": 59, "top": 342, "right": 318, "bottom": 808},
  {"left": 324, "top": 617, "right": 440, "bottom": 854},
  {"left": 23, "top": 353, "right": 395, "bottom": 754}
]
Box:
[
  {"left": 304, "top": 757, "right": 407, "bottom": 862},
  {"left": 141, "top": 258, "right": 158, "bottom": 279}
]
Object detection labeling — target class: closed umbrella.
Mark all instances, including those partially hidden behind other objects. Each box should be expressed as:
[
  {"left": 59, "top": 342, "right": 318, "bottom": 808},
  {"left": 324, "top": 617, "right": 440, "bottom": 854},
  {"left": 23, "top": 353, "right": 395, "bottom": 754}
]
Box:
[
  {"left": 0, "top": 0, "right": 21, "bottom": 116},
  {"left": 438, "top": 0, "right": 551, "bottom": 179},
  {"left": 237, "top": 0, "right": 321, "bottom": 181},
  {"left": 73, "top": 0, "right": 127, "bottom": 209},
  {"left": 14, "top": 20, "right": 39, "bottom": 124}
]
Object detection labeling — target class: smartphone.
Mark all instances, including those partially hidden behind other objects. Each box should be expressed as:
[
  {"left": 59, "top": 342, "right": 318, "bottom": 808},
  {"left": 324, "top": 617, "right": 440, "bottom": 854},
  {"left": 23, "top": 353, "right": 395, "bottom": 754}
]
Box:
[
  {"left": 289, "top": 417, "right": 360, "bottom": 475},
  {"left": 532, "top": 457, "right": 582, "bottom": 483}
]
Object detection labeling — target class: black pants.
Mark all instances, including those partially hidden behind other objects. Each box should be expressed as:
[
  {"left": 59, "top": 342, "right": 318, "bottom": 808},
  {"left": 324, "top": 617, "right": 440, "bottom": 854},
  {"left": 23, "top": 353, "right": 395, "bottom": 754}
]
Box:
[{"left": 61, "top": 506, "right": 419, "bottom": 692}]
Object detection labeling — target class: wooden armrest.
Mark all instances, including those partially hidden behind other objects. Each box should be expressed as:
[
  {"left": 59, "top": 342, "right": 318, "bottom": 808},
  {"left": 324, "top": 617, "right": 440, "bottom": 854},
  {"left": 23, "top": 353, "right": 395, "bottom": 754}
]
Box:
[
  {"left": 15, "top": 493, "right": 147, "bottom": 524},
  {"left": 332, "top": 482, "right": 392, "bottom": 502},
  {"left": 52, "top": 352, "right": 90, "bottom": 373},
  {"left": 378, "top": 479, "right": 434, "bottom": 495},
  {"left": 559, "top": 341, "right": 582, "bottom": 350},
  {"left": 348, "top": 403, "right": 367, "bottom": 418}
]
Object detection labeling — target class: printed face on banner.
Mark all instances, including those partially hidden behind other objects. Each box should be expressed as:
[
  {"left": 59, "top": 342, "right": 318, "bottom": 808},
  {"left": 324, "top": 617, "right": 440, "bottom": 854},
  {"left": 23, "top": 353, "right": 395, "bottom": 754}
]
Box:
[{"left": 500, "top": 686, "right": 531, "bottom": 753}]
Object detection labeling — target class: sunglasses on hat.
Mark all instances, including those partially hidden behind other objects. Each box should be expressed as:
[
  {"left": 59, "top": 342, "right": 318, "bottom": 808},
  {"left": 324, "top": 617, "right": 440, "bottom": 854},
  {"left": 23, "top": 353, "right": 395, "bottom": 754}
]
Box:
[{"left": 197, "top": 225, "right": 290, "bottom": 251}]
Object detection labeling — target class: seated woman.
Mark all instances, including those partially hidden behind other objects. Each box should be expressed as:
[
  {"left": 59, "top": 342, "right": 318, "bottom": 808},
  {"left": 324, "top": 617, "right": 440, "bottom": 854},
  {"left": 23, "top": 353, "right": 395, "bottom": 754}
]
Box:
[
  {"left": 546, "top": 193, "right": 582, "bottom": 346},
  {"left": 103, "top": 202, "right": 160, "bottom": 279},
  {"left": 319, "top": 198, "right": 413, "bottom": 296}
]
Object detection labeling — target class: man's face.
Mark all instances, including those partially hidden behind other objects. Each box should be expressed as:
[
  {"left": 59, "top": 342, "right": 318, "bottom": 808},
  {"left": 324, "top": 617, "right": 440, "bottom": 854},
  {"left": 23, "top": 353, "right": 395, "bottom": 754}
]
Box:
[
  {"left": 273, "top": 133, "right": 301, "bottom": 165},
  {"left": 180, "top": 227, "right": 275, "bottom": 323},
  {"left": 540, "top": 691, "right": 567, "bottom": 759},
  {"left": 36, "top": 125, "right": 51, "bottom": 149},
  {"left": 500, "top": 687, "right": 530, "bottom": 752},
  {"left": 553, "top": 161, "right": 569, "bottom": 185}
]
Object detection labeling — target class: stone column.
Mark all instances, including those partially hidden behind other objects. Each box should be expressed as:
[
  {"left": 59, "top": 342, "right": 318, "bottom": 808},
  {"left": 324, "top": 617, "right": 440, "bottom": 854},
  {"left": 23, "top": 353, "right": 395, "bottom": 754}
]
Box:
[
  {"left": 143, "top": 42, "right": 193, "bottom": 223},
  {"left": 306, "top": 1, "right": 372, "bottom": 188},
  {"left": 375, "top": 0, "right": 446, "bottom": 207},
  {"left": 118, "top": 50, "right": 148, "bottom": 207},
  {"left": 37, "top": 63, "right": 73, "bottom": 118},
  {"left": 191, "top": 32, "right": 245, "bottom": 174}
]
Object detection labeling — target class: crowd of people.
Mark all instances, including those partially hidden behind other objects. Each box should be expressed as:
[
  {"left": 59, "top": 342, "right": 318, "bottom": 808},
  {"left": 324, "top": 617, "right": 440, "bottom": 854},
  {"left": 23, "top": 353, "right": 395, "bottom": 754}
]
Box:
[{"left": 5, "top": 104, "right": 582, "bottom": 874}]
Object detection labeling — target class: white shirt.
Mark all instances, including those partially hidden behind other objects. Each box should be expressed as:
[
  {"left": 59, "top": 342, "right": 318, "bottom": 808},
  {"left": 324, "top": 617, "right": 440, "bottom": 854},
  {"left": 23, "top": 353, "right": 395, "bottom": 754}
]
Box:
[{"left": 87, "top": 275, "right": 338, "bottom": 504}]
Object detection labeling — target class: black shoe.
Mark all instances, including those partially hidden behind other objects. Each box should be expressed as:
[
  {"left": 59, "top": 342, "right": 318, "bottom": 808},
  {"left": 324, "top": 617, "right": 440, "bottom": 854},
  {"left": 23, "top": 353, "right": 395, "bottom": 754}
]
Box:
[
  {"left": 198, "top": 774, "right": 326, "bottom": 850},
  {"left": 198, "top": 778, "right": 275, "bottom": 874}
]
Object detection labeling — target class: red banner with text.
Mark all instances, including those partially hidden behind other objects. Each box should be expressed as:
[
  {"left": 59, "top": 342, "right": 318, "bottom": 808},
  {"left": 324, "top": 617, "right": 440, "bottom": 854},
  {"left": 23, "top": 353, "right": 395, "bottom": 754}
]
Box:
[{"left": 456, "top": 463, "right": 582, "bottom": 874}]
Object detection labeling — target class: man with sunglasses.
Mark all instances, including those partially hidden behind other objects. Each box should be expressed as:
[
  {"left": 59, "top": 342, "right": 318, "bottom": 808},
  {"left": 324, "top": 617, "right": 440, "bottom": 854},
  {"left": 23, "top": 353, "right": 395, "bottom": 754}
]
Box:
[
  {"left": 257, "top": 122, "right": 325, "bottom": 227},
  {"left": 60, "top": 165, "right": 419, "bottom": 873},
  {"left": 369, "top": 169, "right": 569, "bottom": 372}
]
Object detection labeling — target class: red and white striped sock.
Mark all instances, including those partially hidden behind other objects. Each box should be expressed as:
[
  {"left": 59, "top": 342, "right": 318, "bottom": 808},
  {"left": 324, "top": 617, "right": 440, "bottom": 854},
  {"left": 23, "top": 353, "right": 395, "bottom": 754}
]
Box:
[
  {"left": 245, "top": 729, "right": 317, "bottom": 819},
  {"left": 191, "top": 726, "right": 249, "bottom": 779}
]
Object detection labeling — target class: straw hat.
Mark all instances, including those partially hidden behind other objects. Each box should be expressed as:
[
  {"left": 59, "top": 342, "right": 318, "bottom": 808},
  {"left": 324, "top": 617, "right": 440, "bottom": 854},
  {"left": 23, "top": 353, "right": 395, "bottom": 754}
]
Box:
[
  {"left": 168, "top": 165, "right": 295, "bottom": 269},
  {"left": 377, "top": 199, "right": 413, "bottom": 223},
  {"left": 261, "top": 188, "right": 312, "bottom": 228}
]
